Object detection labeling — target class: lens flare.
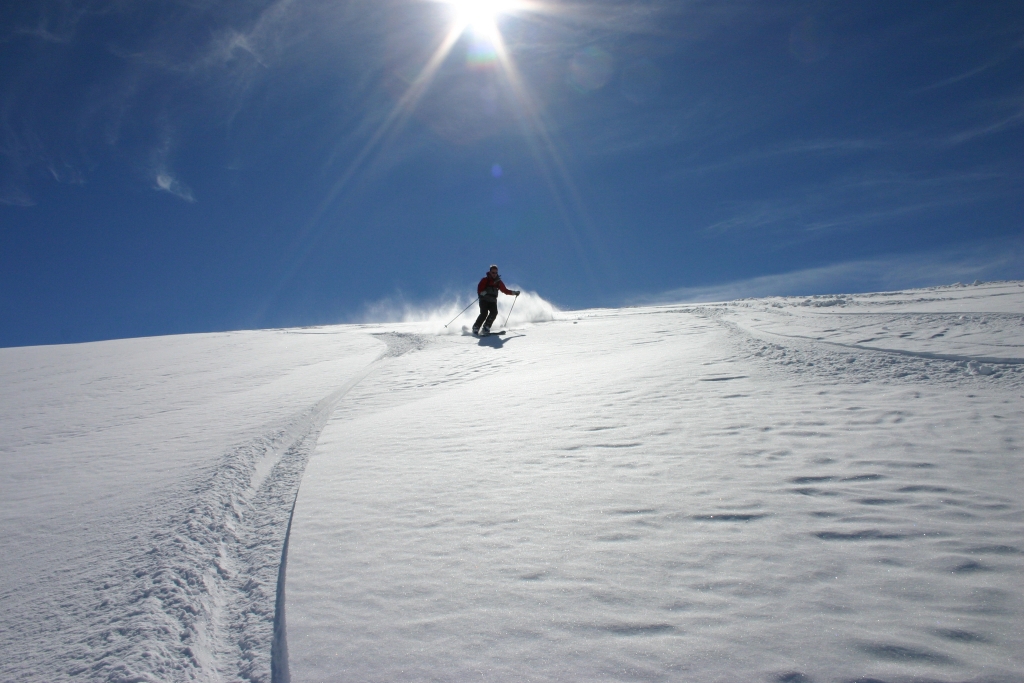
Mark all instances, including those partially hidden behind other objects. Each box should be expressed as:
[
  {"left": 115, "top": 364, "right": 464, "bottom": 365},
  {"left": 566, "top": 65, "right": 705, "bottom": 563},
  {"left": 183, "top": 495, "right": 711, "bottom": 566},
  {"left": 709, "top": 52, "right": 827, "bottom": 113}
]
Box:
[
  {"left": 568, "top": 46, "right": 614, "bottom": 92},
  {"left": 467, "top": 36, "right": 498, "bottom": 69}
]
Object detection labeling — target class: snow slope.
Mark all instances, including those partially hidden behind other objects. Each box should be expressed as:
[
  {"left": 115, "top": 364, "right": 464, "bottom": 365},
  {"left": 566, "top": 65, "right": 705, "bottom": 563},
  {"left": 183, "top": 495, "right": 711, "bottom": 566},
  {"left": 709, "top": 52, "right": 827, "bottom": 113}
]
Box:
[
  {"left": 286, "top": 281, "right": 1024, "bottom": 683},
  {"left": 0, "top": 329, "right": 382, "bottom": 681},
  {"left": 1, "top": 281, "right": 1021, "bottom": 682}
]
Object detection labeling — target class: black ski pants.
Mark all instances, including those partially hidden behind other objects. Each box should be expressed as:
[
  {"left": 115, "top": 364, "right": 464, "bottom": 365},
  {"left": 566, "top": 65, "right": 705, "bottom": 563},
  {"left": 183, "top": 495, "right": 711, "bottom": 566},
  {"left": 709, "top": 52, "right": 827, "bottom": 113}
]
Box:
[{"left": 474, "top": 299, "right": 498, "bottom": 330}]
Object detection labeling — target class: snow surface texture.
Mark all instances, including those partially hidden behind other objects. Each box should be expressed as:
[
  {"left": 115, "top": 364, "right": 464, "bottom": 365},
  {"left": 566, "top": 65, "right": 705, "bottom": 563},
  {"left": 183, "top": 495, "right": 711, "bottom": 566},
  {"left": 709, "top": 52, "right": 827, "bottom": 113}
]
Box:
[
  {"left": 288, "top": 281, "right": 1023, "bottom": 683},
  {"left": 0, "top": 330, "right": 383, "bottom": 681},
  {"left": 0, "top": 281, "right": 1021, "bottom": 682}
]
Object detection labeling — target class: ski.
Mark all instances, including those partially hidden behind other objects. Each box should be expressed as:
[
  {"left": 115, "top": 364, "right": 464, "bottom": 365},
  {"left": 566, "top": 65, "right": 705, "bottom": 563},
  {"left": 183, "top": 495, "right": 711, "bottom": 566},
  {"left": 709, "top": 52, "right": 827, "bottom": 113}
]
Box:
[{"left": 462, "top": 326, "right": 506, "bottom": 337}]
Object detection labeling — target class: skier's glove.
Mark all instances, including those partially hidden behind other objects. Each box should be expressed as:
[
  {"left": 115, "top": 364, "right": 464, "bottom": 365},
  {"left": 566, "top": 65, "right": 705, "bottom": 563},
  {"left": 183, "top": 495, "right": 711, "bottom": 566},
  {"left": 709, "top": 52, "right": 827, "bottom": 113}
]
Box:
[{"left": 513, "top": 290, "right": 521, "bottom": 296}]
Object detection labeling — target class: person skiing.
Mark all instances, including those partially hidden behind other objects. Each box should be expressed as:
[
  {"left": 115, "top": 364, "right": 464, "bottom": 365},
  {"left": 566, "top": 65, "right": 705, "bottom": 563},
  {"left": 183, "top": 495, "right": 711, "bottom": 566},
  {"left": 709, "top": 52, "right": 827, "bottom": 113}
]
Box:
[{"left": 473, "top": 264, "right": 519, "bottom": 335}]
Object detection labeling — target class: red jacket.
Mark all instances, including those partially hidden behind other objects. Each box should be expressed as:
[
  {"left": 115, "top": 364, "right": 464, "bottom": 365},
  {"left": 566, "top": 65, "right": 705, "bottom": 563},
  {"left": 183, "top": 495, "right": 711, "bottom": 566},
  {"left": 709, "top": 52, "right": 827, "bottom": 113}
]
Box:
[{"left": 478, "top": 274, "right": 514, "bottom": 302}]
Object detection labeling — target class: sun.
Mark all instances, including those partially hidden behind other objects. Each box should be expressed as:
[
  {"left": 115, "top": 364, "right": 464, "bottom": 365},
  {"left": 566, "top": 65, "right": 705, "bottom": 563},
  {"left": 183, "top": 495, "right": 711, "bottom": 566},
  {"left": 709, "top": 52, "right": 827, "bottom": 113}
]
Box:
[
  {"left": 447, "top": 0, "right": 515, "bottom": 39},
  {"left": 313, "top": 0, "right": 569, "bottom": 224}
]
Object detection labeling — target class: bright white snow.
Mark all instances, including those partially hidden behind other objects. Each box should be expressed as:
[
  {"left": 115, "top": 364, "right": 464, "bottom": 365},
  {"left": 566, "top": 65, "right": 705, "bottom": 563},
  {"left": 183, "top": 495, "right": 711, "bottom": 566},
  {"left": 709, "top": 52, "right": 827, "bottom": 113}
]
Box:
[
  {"left": 0, "top": 329, "right": 381, "bottom": 681},
  {"left": 1, "top": 281, "right": 1022, "bottom": 682}
]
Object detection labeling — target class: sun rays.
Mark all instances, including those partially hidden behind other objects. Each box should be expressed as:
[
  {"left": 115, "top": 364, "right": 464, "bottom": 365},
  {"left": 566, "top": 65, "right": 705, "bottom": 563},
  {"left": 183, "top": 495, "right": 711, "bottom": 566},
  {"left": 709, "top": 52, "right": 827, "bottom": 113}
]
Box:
[
  {"left": 484, "top": 19, "right": 596, "bottom": 265},
  {"left": 315, "top": 0, "right": 583, "bottom": 230},
  {"left": 280, "top": 0, "right": 602, "bottom": 300}
]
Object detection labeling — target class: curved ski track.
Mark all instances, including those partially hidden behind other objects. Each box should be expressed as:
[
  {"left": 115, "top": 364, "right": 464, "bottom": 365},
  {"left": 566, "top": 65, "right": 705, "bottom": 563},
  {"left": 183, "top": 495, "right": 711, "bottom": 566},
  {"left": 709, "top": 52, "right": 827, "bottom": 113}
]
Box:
[
  {"left": 35, "top": 333, "right": 428, "bottom": 683},
  {"left": 693, "top": 307, "right": 1024, "bottom": 391}
]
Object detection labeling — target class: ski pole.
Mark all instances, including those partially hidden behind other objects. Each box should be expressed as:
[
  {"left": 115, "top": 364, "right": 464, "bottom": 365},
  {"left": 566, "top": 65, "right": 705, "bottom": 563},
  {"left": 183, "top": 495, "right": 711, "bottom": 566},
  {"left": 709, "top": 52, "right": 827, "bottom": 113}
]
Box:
[
  {"left": 444, "top": 296, "right": 480, "bottom": 328},
  {"left": 502, "top": 293, "right": 519, "bottom": 328}
]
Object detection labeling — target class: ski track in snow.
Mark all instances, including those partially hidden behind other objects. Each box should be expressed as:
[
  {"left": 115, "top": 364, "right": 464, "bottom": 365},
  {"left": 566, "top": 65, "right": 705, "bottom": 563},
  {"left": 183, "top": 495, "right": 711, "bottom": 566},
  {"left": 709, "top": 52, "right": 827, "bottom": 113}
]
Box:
[
  {"left": 0, "top": 331, "right": 425, "bottom": 682},
  {"left": 2, "top": 282, "right": 1022, "bottom": 682}
]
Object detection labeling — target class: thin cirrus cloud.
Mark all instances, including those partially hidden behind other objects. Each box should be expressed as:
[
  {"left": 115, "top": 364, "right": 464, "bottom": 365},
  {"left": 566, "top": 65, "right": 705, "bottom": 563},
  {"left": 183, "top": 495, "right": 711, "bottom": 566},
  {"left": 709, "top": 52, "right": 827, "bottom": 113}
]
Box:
[
  {"left": 640, "top": 237, "right": 1024, "bottom": 304},
  {"left": 6, "top": 0, "right": 314, "bottom": 217},
  {"left": 0, "top": 187, "right": 36, "bottom": 207},
  {"left": 699, "top": 171, "right": 999, "bottom": 237},
  {"left": 910, "top": 39, "right": 1024, "bottom": 95},
  {"left": 15, "top": 23, "right": 72, "bottom": 44},
  {"left": 153, "top": 170, "right": 195, "bottom": 203},
  {"left": 665, "top": 137, "right": 892, "bottom": 178},
  {"left": 0, "top": 0, "right": 285, "bottom": 177},
  {"left": 906, "top": 40, "right": 1024, "bottom": 147},
  {"left": 941, "top": 96, "right": 1024, "bottom": 146},
  {"left": 8, "top": 1, "right": 87, "bottom": 45}
]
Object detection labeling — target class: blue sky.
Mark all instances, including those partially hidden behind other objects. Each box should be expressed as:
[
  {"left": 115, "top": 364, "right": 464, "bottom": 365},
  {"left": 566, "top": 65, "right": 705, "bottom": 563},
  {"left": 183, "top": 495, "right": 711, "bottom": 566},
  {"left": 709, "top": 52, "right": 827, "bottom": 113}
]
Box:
[{"left": 1, "top": 0, "right": 1022, "bottom": 347}]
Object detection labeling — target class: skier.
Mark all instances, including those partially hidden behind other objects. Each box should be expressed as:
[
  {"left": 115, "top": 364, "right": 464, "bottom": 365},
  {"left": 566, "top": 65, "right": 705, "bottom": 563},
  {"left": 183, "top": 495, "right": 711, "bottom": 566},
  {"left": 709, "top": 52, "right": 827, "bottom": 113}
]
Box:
[{"left": 473, "top": 264, "right": 519, "bottom": 335}]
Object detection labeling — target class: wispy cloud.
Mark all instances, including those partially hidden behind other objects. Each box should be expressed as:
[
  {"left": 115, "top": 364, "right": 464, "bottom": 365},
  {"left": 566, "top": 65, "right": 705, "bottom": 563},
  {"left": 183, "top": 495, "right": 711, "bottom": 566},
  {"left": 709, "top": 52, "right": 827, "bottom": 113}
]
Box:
[
  {"left": 676, "top": 137, "right": 891, "bottom": 175},
  {"left": 942, "top": 94, "right": 1024, "bottom": 146},
  {"left": 700, "top": 202, "right": 795, "bottom": 235},
  {"left": 153, "top": 169, "right": 195, "bottom": 202},
  {"left": 638, "top": 238, "right": 1024, "bottom": 304},
  {"left": 911, "top": 39, "right": 1024, "bottom": 94},
  {"left": 699, "top": 170, "right": 1001, "bottom": 237},
  {"left": 147, "top": 121, "right": 195, "bottom": 202},
  {"left": 15, "top": 24, "right": 72, "bottom": 44},
  {"left": 5, "top": 1, "right": 91, "bottom": 45},
  {"left": 0, "top": 186, "right": 36, "bottom": 207},
  {"left": 0, "top": 0, "right": 300, "bottom": 202}
]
